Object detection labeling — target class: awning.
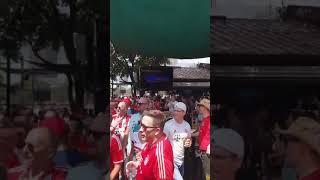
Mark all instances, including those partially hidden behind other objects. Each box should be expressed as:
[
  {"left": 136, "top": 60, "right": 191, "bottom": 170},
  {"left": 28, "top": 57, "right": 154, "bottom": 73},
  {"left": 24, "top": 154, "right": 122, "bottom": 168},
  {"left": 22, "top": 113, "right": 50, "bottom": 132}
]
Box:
[
  {"left": 110, "top": 0, "right": 210, "bottom": 58},
  {"left": 173, "top": 82, "right": 210, "bottom": 87}
]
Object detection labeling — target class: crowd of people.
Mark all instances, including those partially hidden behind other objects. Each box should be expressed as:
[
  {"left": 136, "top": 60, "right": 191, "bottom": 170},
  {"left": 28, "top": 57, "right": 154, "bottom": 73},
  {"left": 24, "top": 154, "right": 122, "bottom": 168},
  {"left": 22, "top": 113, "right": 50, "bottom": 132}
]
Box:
[
  {"left": 0, "top": 105, "right": 108, "bottom": 180},
  {"left": 0, "top": 93, "right": 211, "bottom": 180},
  {"left": 109, "top": 94, "right": 211, "bottom": 180},
  {"left": 212, "top": 96, "right": 320, "bottom": 180}
]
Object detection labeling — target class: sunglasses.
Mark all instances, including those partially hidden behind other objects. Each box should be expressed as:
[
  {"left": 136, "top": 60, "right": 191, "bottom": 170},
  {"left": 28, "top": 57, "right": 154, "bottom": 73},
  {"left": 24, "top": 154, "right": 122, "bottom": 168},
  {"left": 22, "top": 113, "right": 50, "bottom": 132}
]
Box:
[
  {"left": 138, "top": 103, "right": 147, "bottom": 105},
  {"left": 174, "top": 109, "right": 184, "bottom": 112},
  {"left": 25, "top": 143, "right": 35, "bottom": 153},
  {"left": 212, "top": 150, "right": 237, "bottom": 160},
  {"left": 139, "top": 122, "right": 159, "bottom": 131}
]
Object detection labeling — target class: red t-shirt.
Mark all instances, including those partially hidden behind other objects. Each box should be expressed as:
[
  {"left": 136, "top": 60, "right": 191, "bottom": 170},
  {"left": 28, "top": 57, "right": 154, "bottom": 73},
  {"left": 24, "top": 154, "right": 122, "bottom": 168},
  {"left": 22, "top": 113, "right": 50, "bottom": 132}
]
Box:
[
  {"left": 301, "top": 169, "right": 320, "bottom": 180},
  {"left": 198, "top": 116, "right": 210, "bottom": 151},
  {"left": 136, "top": 135, "right": 174, "bottom": 180},
  {"left": 110, "top": 134, "right": 124, "bottom": 172}
]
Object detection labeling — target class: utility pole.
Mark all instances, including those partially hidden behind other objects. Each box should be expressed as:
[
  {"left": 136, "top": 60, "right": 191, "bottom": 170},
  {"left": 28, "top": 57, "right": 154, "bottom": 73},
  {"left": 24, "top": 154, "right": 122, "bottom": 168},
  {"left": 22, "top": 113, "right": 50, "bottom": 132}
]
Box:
[{"left": 6, "top": 57, "right": 10, "bottom": 115}]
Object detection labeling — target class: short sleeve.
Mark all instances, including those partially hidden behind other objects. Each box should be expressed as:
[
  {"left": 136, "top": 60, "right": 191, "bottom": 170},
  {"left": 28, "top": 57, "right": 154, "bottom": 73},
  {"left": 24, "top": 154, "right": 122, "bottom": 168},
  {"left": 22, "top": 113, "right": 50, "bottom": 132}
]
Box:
[
  {"left": 153, "top": 140, "right": 174, "bottom": 180},
  {"left": 163, "top": 122, "right": 170, "bottom": 138},
  {"left": 111, "top": 136, "right": 124, "bottom": 164}
]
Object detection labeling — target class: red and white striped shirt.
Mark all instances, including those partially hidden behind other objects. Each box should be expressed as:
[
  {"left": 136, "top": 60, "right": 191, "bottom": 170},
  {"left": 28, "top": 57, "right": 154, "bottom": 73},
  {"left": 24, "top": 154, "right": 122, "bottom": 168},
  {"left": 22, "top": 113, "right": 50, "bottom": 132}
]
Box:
[
  {"left": 136, "top": 135, "right": 174, "bottom": 180},
  {"left": 110, "top": 134, "right": 124, "bottom": 172}
]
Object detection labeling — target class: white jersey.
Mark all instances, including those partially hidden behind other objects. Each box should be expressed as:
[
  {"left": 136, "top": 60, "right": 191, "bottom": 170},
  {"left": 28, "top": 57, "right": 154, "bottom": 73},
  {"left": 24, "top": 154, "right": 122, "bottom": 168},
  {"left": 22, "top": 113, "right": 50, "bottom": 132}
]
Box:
[
  {"left": 131, "top": 132, "right": 146, "bottom": 153},
  {"left": 163, "top": 118, "right": 191, "bottom": 166}
]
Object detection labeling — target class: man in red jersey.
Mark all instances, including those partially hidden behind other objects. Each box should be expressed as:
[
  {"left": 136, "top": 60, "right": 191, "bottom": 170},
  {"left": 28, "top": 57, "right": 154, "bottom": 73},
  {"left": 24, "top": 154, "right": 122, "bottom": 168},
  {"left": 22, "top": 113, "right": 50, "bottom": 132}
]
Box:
[
  {"left": 111, "top": 101, "right": 131, "bottom": 145},
  {"left": 197, "top": 98, "right": 210, "bottom": 153},
  {"left": 197, "top": 98, "right": 210, "bottom": 180},
  {"left": 110, "top": 130, "right": 124, "bottom": 180},
  {"left": 276, "top": 117, "right": 320, "bottom": 180},
  {"left": 126, "top": 110, "right": 174, "bottom": 180},
  {"left": 7, "top": 127, "right": 67, "bottom": 180}
]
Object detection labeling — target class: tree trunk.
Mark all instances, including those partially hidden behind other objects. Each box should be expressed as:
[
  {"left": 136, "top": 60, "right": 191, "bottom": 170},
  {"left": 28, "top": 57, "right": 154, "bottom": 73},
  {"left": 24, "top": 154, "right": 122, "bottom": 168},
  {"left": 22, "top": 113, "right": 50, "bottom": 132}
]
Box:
[
  {"left": 74, "top": 72, "right": 84, "bottom": 111},
  {"left": 128, "top": 54, "right": 136, "bottom": 97},
  {"left": 94, "top": 18, "right": 107, "bottom": 114},
  {"left": 6, "top": 57, "right": 10, "bottom": 115},
  {"left": 66, "top": 73, "right": 75, "bottom": 110}
]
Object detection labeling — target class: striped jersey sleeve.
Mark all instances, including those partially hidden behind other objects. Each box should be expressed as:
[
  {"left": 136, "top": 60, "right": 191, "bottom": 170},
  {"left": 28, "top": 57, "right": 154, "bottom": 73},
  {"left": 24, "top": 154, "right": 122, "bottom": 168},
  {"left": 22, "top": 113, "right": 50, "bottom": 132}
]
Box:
[{"left": 153, "top": 138, "right": 174, "bottom": 180}]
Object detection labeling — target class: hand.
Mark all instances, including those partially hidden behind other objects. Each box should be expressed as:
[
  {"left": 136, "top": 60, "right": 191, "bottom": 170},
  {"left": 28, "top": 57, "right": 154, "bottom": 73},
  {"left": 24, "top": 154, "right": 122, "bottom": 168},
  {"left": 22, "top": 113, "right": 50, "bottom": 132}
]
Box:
[
  {"left": 206, "top": 144, "right": 210, "bottom": 155},
  {"left": 25, "top": 171, "right": 45, "bottom": 180},
  {"left": 136, "top": 152, "right": 142, "bottom": 162},
  {"left": 184, "top": 138, "right": 192, "bottom": 148},
  {"left": 111, "top": 116, "right": 122, "bottom": 129},
  {"left": 126, "top": 161, "right": 139, "bottom": 177}
]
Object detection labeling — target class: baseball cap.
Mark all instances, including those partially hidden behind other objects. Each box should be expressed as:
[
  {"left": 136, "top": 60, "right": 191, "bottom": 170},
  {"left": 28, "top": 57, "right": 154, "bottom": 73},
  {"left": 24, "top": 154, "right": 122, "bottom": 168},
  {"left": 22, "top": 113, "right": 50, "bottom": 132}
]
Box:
[
  {"left": 174, "top": 102, "right": 187, "bottom": 112},
  {"left": 40, "top": 117, "right": 66, "bottom": 138},
  {"left": 213, "top": 128, "right": 245, "bottom": 158},
  {"left": 276, "top": 116, "right": 320, "bottom": 156},
  {"left": 138, "top": 97, "right": 148, "bottom": 104},
  {"left": 197, "top": 98, "right": 210, "bottom": 111},
  {"left": 122, "top": 98, "right": 132, "bottom": 106}
]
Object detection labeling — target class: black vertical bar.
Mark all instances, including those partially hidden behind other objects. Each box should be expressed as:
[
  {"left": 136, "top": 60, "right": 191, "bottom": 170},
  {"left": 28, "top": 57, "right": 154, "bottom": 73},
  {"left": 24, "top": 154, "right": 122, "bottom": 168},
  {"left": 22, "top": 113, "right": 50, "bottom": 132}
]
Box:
[{"left": 6, "top": 57, "right": 10, "bottom": 115}]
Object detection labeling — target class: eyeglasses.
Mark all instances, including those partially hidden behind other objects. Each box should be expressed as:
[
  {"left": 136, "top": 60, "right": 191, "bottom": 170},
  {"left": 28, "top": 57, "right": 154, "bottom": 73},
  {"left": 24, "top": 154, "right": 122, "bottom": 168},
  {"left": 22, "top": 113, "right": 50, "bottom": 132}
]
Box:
[
  {"left": 212, "top": 153, "right": 237, "bottom": 160},
  {"left": 174, "top": 109, "right": 184, "bottom": 113},
  {"left": 212, "top": 151, "right": 237, "bottom": 160},
  {"left": 139, "top": 122, "right": 159, "bottom": 131},
  {"left": 25, "top": 143, "right": 34, "bottom": 153}
]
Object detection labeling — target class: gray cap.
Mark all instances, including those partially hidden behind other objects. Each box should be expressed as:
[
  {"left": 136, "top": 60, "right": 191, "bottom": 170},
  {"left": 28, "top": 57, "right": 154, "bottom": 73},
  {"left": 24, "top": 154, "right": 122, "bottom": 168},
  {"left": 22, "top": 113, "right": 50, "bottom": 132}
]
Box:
[{"left": 213, "top": 128, "right": 245, "bottom": 158}]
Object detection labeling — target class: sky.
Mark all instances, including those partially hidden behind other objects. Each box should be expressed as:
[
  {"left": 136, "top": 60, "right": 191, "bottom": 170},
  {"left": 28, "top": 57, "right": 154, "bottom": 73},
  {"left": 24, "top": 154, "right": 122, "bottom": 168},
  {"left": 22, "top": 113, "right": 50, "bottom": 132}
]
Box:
[
  {"left": 213, "top": 0, "right": 320, "bottom": 19},
  {"left": 168, "top": 57, "right": 210, "bottom": 67}
]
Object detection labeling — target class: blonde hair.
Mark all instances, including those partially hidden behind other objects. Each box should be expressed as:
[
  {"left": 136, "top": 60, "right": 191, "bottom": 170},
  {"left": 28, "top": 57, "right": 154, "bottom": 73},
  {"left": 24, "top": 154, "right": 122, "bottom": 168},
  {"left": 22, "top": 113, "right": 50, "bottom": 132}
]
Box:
[{"left": 142, "top": 110, "right": 166, "bottom": 129}]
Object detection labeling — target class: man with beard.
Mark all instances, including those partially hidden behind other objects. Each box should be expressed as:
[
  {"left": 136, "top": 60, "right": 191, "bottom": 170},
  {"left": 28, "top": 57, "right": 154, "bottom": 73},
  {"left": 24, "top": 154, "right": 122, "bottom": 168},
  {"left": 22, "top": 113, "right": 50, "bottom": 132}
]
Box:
[
  {"left": 276, "top": 117, "right": 320, "bottom": 180},
  {"left": 197, "top": 98, "right": 211, "bottom": 180},
  {"left": 7, "top": 127, "right": 67, "bottom": 180},
  {"left": 126, "top": 110, "right": 174, "bottom": 180}
]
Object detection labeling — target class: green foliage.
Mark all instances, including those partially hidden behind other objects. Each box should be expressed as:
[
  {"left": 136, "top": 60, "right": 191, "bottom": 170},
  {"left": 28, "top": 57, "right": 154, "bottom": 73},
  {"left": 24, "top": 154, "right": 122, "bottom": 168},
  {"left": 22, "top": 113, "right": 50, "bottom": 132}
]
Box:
[
  {"left": 0, "top": 0, "right": 107, "bottom": 109},
  {"left": 0, "top": 0, "right": 104, "bottom": 62},
  {"left": 110, "top": 46, "right": 170, "bottom": 84}
]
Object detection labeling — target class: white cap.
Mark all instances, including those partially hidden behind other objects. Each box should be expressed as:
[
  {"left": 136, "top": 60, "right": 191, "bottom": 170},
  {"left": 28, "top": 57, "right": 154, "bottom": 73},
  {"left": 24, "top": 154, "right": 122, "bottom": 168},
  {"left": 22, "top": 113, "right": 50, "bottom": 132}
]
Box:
[
  {"left": 213, "top": 128, "right": 245, "bottom": 158},
  {"left": 174, "top": 102, "right": 187, "bottom": 112}
]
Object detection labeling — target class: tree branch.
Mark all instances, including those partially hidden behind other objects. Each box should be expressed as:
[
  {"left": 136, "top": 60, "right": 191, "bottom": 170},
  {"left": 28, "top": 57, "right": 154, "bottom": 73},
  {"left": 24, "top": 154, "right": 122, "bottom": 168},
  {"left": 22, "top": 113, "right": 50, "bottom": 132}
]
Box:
[
  {"left": 25, "top": 39, "right": 57, "bottom": 66},
  {"left": 119, "top": 76, "right": 131, "bottom": 84}
]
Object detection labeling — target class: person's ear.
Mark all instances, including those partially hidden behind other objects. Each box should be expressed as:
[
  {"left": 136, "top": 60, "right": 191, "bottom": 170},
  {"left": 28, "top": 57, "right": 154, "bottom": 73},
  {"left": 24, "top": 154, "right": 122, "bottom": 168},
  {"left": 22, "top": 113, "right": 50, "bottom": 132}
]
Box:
[{"left": 155, "top": 128, "right": 161, "bottom": 136}]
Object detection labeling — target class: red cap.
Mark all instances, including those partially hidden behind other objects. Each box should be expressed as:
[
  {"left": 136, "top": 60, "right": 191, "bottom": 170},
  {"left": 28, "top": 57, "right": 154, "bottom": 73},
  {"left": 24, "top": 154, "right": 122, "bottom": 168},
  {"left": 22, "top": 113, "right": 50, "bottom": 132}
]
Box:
[
  {"left": 40, "top": 117, "right": 66, "bottom": 138},
  {"left": 122, "top": 98, "right": 132, "bottom": 106}
]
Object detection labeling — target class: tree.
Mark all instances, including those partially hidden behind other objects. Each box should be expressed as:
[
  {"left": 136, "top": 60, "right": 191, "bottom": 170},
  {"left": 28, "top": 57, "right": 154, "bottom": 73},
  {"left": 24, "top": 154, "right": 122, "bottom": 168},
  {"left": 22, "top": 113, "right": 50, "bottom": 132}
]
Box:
[
  {"left": 0, "top": 0, "right": 107, "bottom": 112},
  {"left": 111, "top": 46, "right": 170, "bottom": 96}
]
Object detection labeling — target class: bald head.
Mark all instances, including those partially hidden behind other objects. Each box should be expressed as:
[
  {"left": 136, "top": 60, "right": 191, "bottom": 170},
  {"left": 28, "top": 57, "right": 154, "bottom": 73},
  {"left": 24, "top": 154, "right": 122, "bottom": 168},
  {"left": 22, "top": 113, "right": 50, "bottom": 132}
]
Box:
[
  {"left": 117, "top": 102, "right": 127, "bottom": 115},
  {"left": 44, "top": 110, "right": 57, "bottom": 119},
  {"left": 25, "top": 127, "right": 57, "bottom": 154},
  {"left": 118, "top": 102, "right": 127, "bottom": 108}
]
